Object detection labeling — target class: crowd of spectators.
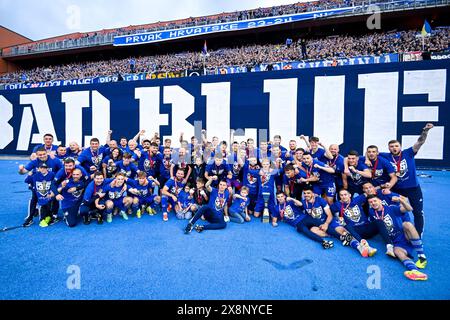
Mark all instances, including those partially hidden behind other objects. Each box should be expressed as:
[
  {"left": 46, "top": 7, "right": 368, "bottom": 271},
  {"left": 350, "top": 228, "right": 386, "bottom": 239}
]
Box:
[
  {"left": 2, "top": 0, "right": 429, "bottom": 56},
  {"left": 1, "top": 27, "right": 448, "bottom": 85}
]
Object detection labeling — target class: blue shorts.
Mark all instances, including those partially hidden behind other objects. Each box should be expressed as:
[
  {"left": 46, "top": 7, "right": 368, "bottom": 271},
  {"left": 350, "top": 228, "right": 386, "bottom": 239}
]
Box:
[
  {"left": 314, "top": 183, "right": 336, "bottom": 198},
  {"left": 401, "top": 211, "right": 412, "bottom": 223},
  {"left": 254, "top": 193, "right": 276, "bottom": 214},
  {"left": 393, "top": 234, "right": 415, "bottom": 258},
  {"left": 138, "top": 195, "right": 157, "bottom": 206}
]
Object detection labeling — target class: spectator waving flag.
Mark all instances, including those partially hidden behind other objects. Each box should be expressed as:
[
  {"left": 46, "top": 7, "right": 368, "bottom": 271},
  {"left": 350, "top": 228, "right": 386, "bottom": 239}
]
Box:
[
  {"left": 202, "top": 40, "right": 208, "bottom": 56},
  {"left": 421, "top": 20, "right": 432, "bottom": 36}
]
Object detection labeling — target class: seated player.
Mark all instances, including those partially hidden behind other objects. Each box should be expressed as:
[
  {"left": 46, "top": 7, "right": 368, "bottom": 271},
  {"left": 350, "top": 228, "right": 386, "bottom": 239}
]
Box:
[
  {"left": 229, "top": 186, "right": 251, "bottom": 223},
  {"left": 175, "top": 185, "right": 197, "bottom": 220},
  {"left": 366, "top": 195, "right": 428, "bottom": 281},
  {"left": 184, "top": 178, "right": 230, "bottom": 234}
]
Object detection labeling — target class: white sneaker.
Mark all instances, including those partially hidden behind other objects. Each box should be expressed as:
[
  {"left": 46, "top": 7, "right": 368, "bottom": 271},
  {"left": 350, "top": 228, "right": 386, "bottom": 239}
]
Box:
[
  {"left": 386, "top": 244, "right": 395, "bottom": 258},
  {"left": 163, "top": 212, "right": 168, "bottom": 221}
]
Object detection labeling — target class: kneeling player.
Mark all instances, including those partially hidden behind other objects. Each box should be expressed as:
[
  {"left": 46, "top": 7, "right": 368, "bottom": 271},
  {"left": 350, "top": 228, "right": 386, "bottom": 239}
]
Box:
[
  {"left": 103, "top": 173, "right": 133, "bottom": 222},
  {"left": 56, "top": 169, "right": 86, "bottom": 227},
  {"left": 366, "top": 195, "right": 428, "bottom": 281},
  {"left": 127, "top": 172, "right": 161, "bottom": 218}
]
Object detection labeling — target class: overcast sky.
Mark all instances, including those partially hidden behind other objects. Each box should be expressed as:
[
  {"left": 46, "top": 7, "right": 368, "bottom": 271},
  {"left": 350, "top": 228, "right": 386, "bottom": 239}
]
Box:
[{"left": 0, "top": 0, "right": 309, "bottom": 41}]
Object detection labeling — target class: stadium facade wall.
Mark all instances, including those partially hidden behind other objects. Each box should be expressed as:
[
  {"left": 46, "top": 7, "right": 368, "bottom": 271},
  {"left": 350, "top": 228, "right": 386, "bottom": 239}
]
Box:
[{"left": 0, "top": 60, "right": 448, "bottom": 168}]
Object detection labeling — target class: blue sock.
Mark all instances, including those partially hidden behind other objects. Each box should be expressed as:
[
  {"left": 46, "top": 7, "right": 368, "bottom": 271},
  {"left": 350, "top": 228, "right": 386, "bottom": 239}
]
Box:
[
  {"left": 402, "top": 259, "right": 417, "bottom": 271},
  {"left": 410, "top": 238, "right": 425, "bottom": 256},
  {"left": 132, "top": 203, "right": 139, "bottom": 214},
  {"left": 350, "top": 239, "right": 359, "bottom": 250}
]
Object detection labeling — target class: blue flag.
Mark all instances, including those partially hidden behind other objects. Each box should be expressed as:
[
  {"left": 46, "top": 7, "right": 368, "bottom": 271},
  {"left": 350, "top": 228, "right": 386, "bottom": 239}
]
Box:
[{"left": 421, "top": 20, "right": 432, "bottom": 36}]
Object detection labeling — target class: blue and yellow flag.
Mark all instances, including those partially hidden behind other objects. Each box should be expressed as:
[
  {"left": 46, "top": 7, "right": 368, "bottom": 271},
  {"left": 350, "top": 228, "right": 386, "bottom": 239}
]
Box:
[{"left": 421, "top": 20, "right": 432, "bottom": 36}]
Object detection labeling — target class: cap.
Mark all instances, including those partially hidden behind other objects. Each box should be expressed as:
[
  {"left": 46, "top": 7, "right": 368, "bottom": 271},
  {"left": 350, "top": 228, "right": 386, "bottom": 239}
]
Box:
[{"left": 38, "top": 163, "right": 49, "bottom": 168}]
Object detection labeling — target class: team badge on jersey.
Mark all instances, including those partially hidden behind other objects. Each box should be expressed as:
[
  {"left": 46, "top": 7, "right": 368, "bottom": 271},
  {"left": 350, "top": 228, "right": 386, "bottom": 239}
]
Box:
[
  {"left": 36, "top": 181, "right": 51, "bottom": 197},
  {"left": 345, "top": 205, "right": 361, "bottom": 223}
]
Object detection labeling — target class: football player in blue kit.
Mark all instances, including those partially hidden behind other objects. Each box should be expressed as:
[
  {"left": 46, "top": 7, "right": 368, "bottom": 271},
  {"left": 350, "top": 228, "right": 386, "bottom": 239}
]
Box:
[
  {"left": 184, "top": 178, "right": 230, "bottom": 234},
  {"left": 367, "top": 194, "right": 428, "bottom": 281},
  {"left": 299, "top": 152, "right": 336, "bottom": 204},
  {"left": 55, "top": 158, "right": 88, "bottom": 186},
  {"left": 115, "top": 153, "right": 138, "bottom": 179},
  {"left": 79, "top": 171, "right": 113, "bottom": 224},
  {"left": 127, "top": 171, "right": 161, "bottom": 218},
  {"left": 103, "top": 173, "right": 134, "bottom": 222},
  {"left": 102, "top": 148, "right": 122, "bottom": 178},
  {"left": 205, "top": 154, "right": 230, "bottom": 188},
  {"left": 29, "top": 163, "right": 58, "bottom": 228},
  {"left": 283, "top": 164, "right": 307, "bottom": 200},
  {"left": 379, "top": 123, "right": 434, "bottom": 236},
  {"left": 78, "top": 138, "right": 107, "bottom": 178},
  {"left": 343, "top": 150, "right": 372, "bottom": 195},
  {"left": 30, "top": 133, "right": 59, "bottom": 160},
  {"left": 19, "top": 147, "right": 63, "bottom": 227},
  {"left": 253, "top": 158, "right": 281, "bottom": 221},
  {"left": 161, "top": 168, "right": 186, "bottom": 221},
  {"left": 241, "top": 156, "right": 260, "bottom": 215},
  {"left": 138, "top": 142, "right": 162, "bottom": 179},
  {"left": 56, "top": 168, "right": 87, "bottom": 227},
  {"left": 327, "top": 144, "right": 345, "bottom": 196},
  {"left": 364, "top": 145, "right": 397, "bottom": 189}
]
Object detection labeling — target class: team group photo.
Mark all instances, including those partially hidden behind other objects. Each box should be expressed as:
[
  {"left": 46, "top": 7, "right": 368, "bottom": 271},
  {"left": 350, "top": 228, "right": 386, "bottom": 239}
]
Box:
[{"left": 0, "top": 0, "right": 449, "bottom": 303}]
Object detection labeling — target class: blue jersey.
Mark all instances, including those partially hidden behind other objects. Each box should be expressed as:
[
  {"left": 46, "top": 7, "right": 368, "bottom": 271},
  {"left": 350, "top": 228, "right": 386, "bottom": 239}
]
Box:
[
  {"left": 115, "top": 160, "right": 138, "bottom": 179},
  {"left": 78, "top": 146, "right": 106, "bottom": 172},
  {"left": 363, "top": 156, "right": 395, "bottom": 187},
  {"left": 330, "top": 195, "right": 369, "bottom": 227},
  {"left": 119, "top": 145, "right": 130, "bottom": 154},
  {"left": 82, "top": 179, "right": 114, "bottom": 203},
  {"left": 301, "top": 196, "right": 329, "bottom": 223},
  {"left": 229, "top": 196, "right": 250, "bottom": 214},
  {"left": 242, "top": 162, "right": 260, "bottom": 195},
  {"left": 327, "top": 154, "right": 345, "bottom": 187},
  {"left": 273, "top": 200, "right": 306, "bottom": 227},
  {"left": 138, "top": 151, "right": 162, "bottom": 177},
  {"left": 347, "top": 162, "right": 370, "bottom": 188},
  {"left": 228, "top": 161, "right": 242, "bottom": 181},
  {"left": 54, "top": 165, "right": 88, "bottom": 185},
  {"left": 65, "top": 148, "right": 81, "bottom": 160},
  {"left": 311, "top": 148, "right": 328, "bottom": 163},
  {"left": 31, "top": 172, "right": 57, "bottom": 206},
  {"left": 127, "top": 179, "right": 156, "bottom": 200},
  {"left": 164, "top": 178, "right": 185, "bottom": 196},
  {"left": 177, "top": 190, "right": 194, "bottom": 209},
  {"left": 379, "top": 147, "right": 419, "bottom": 189},
  {"left": 159, "top": 156, "right": 172, "bottom": 180},
  {"left": 59, "top": 178, "right": 85, "bottom": 210},
  {"left": 376, "top": 190, "right": 401, "bottom": 207},
  {"left": 368, "top": 205, "right": 404, "bottom": 239},
  {"left": 208, "top": 188, "right": 230, "bottom": 215},
  {"left": 258, "top": 169, "right": 279, "bottom": 195},
  {"left": 299, "top": 160, "right": 322, "bottom": 185},
  {"left": 283, "top": 171, "right": 307, "bottom": 193},
  {"left": 102, "top": 156, "right": 120, "bottom": 178},
  {"left": 103, "top": 184, "right": 128, "bottom": 201},
  {"left": 206, "top": 163, "right": 229, "bottom": 187},
  {"left": 32, "top": 144, "right": 58, "bottom": 153},
  {"left": 25, "top": 157, "right": 63, "bottom": 174}
]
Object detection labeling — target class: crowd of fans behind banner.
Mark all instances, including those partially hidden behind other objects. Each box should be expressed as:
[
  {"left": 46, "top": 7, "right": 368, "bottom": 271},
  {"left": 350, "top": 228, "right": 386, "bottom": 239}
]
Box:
[{"left": 1, "top": 27, "right": 448, "bottom": 85}]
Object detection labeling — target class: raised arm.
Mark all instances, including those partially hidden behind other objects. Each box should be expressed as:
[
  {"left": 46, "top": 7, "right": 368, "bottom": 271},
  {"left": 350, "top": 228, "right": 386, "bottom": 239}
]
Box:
[{"left": 413, "top": 123, "right": 434, "bottom": 154}]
